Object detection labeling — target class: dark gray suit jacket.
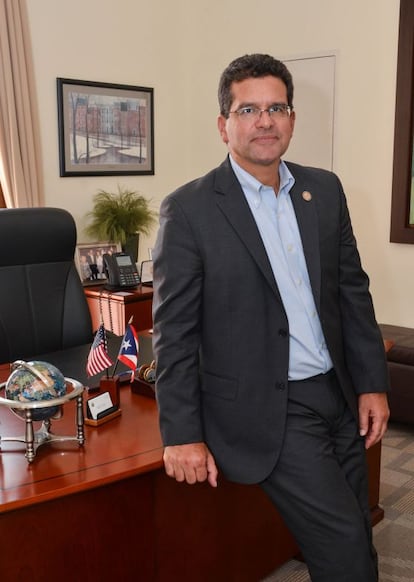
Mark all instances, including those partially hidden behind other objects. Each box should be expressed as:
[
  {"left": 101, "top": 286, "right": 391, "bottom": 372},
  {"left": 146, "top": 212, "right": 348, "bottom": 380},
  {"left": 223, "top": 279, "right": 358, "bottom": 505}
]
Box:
[{"left": 152, "top": 157, "right": 389, "bottom": 484}]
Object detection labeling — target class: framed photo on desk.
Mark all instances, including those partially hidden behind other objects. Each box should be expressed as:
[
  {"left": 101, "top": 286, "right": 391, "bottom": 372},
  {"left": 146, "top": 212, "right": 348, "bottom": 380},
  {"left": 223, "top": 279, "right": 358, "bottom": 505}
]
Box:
[
  {"left": 140, "top": 260, "right": 153, "bottom": 285},
  {"left": 75, "top": 242, "right": 121, "bottom": 286}
]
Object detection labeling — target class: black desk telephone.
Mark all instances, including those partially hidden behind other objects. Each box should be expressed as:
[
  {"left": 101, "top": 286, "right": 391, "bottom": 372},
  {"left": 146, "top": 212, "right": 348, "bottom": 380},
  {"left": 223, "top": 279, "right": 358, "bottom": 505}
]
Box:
[{"left": 103, "top": 252, "right": 140, "bottom": 290}]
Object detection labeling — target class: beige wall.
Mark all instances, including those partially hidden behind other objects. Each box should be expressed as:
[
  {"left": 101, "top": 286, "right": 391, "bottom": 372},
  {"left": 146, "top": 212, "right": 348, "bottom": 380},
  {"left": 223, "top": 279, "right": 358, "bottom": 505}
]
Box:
[{"left": 27, "top": 0, "right": 412, "bottom": 327}]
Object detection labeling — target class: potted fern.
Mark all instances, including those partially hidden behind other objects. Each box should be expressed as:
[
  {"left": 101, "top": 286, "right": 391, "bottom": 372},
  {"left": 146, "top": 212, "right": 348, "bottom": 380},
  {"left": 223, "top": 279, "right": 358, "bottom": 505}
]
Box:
[{"left": 85, "top": 186, "right": 157, "bottom": 262}]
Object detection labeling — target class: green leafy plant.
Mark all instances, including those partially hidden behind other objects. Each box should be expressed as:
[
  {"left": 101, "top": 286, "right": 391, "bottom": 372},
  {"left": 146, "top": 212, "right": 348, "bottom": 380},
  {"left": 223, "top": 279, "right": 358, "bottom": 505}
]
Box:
[{"left": 85, "top": 186, "right": 157, "bottom": 246}]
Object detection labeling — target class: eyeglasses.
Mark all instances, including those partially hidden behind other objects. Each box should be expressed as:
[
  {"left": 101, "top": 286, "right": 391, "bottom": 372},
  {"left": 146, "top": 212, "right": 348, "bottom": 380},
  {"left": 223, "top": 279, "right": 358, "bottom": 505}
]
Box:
[{"left": 229, "top": 104, "right": 292, "bottom": 121}]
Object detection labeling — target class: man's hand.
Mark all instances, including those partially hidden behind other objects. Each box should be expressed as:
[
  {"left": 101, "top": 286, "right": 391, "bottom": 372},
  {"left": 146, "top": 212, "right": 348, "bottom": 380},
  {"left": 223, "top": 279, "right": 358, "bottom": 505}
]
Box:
[
  {"left": 163, "top": 442, "right": 218, "bottom": 487},
  {"left": 358, "top": 392, "right": 390, "bottom": 449}
]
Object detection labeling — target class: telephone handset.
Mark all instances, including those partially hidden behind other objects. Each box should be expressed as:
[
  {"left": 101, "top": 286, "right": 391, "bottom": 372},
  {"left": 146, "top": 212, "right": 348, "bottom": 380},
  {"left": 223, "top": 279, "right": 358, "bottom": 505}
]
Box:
[{"left": 103, "top": 252, "right": 140, "bottom": 290}]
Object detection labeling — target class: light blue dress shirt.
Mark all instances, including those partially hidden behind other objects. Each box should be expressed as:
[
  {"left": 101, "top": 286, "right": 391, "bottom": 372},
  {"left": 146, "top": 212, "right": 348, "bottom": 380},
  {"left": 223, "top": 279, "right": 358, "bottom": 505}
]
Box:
[{"left": 230, "top": 156, "right": 333, "bottom": 380}]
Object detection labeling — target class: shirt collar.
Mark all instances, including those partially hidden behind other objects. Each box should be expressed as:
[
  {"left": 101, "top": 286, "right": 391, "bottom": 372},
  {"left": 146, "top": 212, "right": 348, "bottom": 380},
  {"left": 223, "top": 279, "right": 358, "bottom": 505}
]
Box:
[{"left": 229, "top": 155, "right": 295, "bottom": 208}]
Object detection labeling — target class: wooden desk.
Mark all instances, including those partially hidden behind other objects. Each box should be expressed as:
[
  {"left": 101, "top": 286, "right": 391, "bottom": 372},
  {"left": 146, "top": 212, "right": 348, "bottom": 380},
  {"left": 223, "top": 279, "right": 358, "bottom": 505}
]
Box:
[
  {"left": 84, "top": 285, "right": 153, "bottom": 335},
  {"left": 0, "top": 362, "right": 383, "bottom": 582}
]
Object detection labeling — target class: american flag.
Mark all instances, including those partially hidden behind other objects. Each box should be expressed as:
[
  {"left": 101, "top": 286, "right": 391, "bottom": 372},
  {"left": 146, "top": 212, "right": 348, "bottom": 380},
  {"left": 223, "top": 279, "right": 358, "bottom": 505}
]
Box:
[
  {"left": 118, "top": 323, "right": 139, "bottom": 376},
  {"left": 86, "top": 324, "right": 113, "bottom": 377}
]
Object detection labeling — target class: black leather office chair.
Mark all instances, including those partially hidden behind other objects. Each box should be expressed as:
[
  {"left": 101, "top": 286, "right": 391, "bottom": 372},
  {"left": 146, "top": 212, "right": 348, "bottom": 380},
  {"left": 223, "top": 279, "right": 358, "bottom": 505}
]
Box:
[{"left": 0, "top": 207, "right": 93, "bottom": 364}]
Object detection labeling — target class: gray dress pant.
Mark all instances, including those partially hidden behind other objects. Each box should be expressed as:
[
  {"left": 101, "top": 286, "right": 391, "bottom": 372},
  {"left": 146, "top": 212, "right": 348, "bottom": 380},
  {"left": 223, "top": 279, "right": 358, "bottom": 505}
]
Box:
[{"left": 260, "top": 370, "right": 378, "bottom": 582}]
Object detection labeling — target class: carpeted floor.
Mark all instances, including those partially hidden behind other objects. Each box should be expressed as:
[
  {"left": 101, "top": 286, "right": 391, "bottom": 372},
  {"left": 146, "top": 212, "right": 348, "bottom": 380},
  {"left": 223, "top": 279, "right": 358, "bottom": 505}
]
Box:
[{"left": 262, "top": 422, "right": 414, "bottom": 581}]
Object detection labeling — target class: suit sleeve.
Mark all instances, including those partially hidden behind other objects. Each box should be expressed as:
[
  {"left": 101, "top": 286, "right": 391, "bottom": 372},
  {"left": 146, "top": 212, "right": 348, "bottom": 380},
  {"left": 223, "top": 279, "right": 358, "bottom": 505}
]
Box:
[
  {"left": 152, "top": 194, "right": 205, "bottom": 446},
  {"left": 335, "top": 177, "right": 389, "bottom": 394}
]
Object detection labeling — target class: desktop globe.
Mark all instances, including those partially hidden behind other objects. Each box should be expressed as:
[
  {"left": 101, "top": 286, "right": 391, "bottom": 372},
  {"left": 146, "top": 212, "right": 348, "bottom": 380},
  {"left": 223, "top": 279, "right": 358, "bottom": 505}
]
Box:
[{"left": 5, "top": 360, "right": 67, "bottom": 421}]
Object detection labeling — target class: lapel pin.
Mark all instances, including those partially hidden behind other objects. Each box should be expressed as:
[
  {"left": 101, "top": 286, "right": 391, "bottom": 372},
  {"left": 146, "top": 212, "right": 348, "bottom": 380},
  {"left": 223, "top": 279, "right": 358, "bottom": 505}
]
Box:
[{"left": 302, "top": 190, "right": 312, "bottom": 202}]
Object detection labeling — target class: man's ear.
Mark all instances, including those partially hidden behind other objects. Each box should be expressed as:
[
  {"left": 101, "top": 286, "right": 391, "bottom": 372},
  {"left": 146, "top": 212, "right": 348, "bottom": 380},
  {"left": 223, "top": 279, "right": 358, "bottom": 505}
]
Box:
[
  {"left": 289, "top": 110, "right": 296, "bottom": 135},
  {"left": 217, "top": 115, "right": 229, "bottom": 144}
]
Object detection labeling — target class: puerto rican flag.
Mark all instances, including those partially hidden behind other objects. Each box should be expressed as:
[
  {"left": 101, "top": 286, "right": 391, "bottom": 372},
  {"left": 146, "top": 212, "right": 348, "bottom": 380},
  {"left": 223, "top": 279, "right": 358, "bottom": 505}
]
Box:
[{"left": 118, "top": 323, "right": 139, "bottom": 376}]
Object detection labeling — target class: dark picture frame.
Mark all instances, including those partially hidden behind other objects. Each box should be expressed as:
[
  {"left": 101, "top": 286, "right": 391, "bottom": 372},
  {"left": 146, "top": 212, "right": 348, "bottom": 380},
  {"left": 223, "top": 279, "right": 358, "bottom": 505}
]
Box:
[
  {"left": 390, "top": 0, "right": 414, "bottom": 243},
  {"left": 57, "top": 78, "right": 154, "bottom": 177},
  {"left": 75, "top": 242, "right": 121, "bottom": 286}
]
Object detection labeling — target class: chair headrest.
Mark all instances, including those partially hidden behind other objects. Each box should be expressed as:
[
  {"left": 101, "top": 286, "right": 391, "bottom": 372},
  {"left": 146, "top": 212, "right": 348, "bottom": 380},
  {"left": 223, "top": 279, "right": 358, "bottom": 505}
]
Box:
[{"left": 0, "top": 207, "right": 77, "bottom": 266}]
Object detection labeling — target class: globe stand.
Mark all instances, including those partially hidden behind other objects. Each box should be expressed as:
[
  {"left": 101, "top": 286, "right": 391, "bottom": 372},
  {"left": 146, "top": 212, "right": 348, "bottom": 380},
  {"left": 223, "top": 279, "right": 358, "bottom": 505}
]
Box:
[{"left": 0, "top": 378, "right": 85, "bottom": 463}]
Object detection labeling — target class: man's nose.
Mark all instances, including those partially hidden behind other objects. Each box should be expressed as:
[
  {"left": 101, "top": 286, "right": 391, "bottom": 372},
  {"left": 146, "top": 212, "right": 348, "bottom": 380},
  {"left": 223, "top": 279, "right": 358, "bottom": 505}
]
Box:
[{"left": 256, "top": 109, "right": 273, "bottom": 128}]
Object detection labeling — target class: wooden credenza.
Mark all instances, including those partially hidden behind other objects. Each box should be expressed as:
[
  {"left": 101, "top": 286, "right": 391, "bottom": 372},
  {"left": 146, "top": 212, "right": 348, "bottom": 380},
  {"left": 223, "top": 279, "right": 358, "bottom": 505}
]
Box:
[{"left": 84, "top": 284, "right": 153, "bottom": 335}]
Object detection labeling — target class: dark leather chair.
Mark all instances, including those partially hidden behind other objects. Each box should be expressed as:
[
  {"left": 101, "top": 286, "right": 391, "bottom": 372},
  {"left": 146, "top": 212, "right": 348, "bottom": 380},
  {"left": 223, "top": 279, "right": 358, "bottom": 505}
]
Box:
[
  {"left": 379, "top": 323, "right": 414, "bottom": 424},
  {"left": 0, "top": 207, "right": 93, "bottom": 364}
]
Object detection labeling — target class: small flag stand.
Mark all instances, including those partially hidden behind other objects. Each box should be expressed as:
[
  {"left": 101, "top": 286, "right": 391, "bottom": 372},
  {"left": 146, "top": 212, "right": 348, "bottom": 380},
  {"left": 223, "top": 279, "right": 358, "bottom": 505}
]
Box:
[{"left": 84, "top": 305, "right": 138, "bottom": 426}]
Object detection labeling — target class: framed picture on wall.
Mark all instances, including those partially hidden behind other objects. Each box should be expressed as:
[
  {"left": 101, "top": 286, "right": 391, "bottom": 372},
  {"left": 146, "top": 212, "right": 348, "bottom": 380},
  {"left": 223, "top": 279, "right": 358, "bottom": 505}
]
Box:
[
  {"left": 57, "top": 78, "right": 154, "bottom": 177},
  {"left": 75, "top": 242, "right": 121, "bottom": 286},
  {"left": 390, "top": 0, "right": 414, "bottom": 243}
]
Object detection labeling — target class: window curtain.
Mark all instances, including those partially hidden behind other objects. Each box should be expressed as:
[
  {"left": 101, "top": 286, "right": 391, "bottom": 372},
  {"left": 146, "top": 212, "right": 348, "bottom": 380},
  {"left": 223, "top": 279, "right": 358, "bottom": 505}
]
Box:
[
  {"left": 0, "top": 182, "right": 5, "bottom": 208},
  {"left": 0, "top": 0, "right": 43, "bottom": 208}
]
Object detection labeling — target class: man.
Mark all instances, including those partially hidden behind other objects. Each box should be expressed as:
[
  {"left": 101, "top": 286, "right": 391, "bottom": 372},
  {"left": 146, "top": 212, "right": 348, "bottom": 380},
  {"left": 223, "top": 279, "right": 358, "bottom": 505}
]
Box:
[{"left": 152, "top": 54, "right": 389, "bottom": 581}]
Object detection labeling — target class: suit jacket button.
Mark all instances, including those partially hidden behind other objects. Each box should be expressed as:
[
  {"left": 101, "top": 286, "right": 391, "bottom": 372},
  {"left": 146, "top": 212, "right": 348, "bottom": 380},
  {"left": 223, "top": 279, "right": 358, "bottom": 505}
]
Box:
[
  {"left": 278, "top": 328, "right": 288, "bottom": 338},
  {"left": 277, "top": 382, "right": 286, "bottom": 391}
]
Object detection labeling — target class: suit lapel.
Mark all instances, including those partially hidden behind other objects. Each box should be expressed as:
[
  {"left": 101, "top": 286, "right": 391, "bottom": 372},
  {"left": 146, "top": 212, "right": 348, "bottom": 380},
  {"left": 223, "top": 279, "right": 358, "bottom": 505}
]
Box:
[
  {"left": 212, "top": 159, "right": 322, "bottom": 310},
  {"left": 213, "top": 161, "right": 283, "bottom": 303},
  {"left": 288, "top": 170, "right": 321, "bottom": 310}
]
